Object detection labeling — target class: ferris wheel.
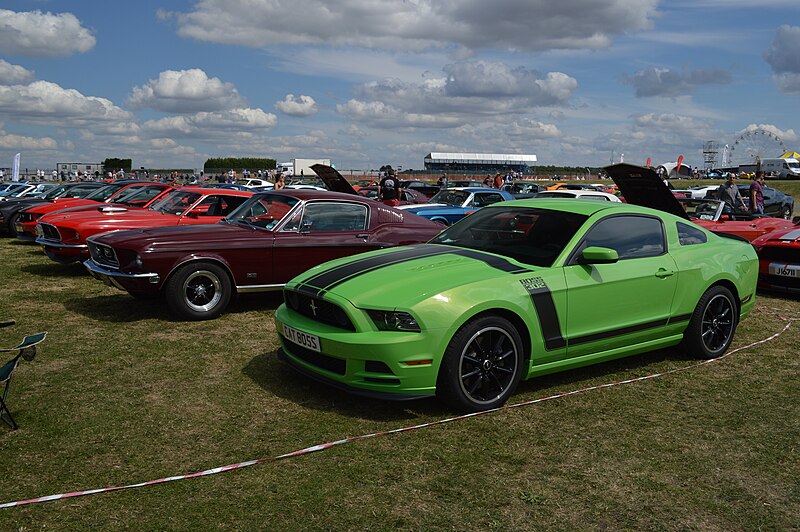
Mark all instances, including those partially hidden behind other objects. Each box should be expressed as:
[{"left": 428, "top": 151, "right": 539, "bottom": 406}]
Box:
[{"left": 728, "top": 128, "right": 787, "bottom": 165}]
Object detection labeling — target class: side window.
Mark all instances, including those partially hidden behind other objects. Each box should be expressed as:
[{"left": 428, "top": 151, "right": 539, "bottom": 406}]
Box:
[
  {"left": 282, "top": 203, "right": 368, "bottom": 232},
  {"left": 473, "top": 193, "right": 504, "bottom": 207},
  {"left": 677, "top": 222, "right": 707, "bottom": 245},
  {"left": 578, "top": 215, "right": 665, "bottom": 260}
]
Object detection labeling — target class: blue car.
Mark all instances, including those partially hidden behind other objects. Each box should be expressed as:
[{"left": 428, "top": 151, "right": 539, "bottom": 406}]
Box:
[{"left": 398, "top": 187, "right": 514, "bottom": 225}]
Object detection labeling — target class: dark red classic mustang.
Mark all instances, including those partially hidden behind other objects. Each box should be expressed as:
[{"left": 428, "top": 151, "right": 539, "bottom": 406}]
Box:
[{"left": 84, "top": 188, "right": 444, "bottom": 320}]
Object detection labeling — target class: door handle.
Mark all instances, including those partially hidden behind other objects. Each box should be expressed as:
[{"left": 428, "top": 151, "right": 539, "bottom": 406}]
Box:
[
  {"left": 655, "top": 268, "right": 674, "bottom": 278},
  {"left": 356, "top": 233, "right": 369, "bottom": 239}
]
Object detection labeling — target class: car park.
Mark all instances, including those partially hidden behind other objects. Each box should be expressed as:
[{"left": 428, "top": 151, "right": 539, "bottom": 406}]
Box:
[
  {"left": 35, "top": 188, "right": 252, "bottom": 264},
  {"left": 701, "top": 184, "right": 794, "bottom": 219},
  {"left": 399, "top": 187, "right": 515, "bottom": 225},
  {"left": 274, "top": 195, "right": 757, "bottom": 411},
  {"left": 357, "top": 186, "right": 429, "bottom": 205},
  {"left": 0, "top": 182, "right": 107, "bottom": 236}
]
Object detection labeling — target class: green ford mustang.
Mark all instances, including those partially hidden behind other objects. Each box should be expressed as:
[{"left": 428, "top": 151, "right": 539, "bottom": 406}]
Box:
[{"left": 274, "top": 198, "right": 758, "bottom": 411}]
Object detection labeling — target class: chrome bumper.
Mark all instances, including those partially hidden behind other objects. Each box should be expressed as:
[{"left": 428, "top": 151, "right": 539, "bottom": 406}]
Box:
[
  {"left": 35, "top": 237, "right": 88, "bottom": 249},
  {"left": 83, "top": 259, "right": 160, "bottom": 289}
]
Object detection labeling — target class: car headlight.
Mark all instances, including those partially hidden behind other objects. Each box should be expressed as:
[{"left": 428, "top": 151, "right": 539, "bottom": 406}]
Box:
[{"left": 366, "top": 310, "right": 421, "bottom": 332}]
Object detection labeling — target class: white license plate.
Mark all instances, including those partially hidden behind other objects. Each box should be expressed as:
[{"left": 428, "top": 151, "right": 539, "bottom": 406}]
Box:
[
  {"left": 282, "top": 323, "right": 320, "bottom": 352},
  {"left": 14, "top": 223, "right": 23, "bottom": 233},
  {"left": 769, "top": 263, "right": 800, "bottom": 278}
]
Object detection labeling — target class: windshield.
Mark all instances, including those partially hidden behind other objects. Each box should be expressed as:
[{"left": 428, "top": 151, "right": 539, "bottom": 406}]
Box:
[
  {"left": 225, "top": 193, "right": 300, "bottom": 229},
  {"left": 679, "top": 199, "right": 721, "bottom": 221},
  {"left": 429, "top": 189, "right": 469, "bottom": 206},
  {"left": 84, "top": 184, "right": 124, "bottom": 201},
  {"left": 148, "top": 191, "right": 202, "bottom": 215},
  {"left": 429, "top": 206, "right": 589, "bottom": 267},
  {"left": 0, "top": 183, "right": 29, "bottom": 196},
  {"left": 41, "top": 184, "right": 73, "bottom": 199}
]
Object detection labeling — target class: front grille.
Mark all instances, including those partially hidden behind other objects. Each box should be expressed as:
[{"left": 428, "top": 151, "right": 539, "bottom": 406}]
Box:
[
  {"left": 88, "top": 240, "right": 120, "bottom": 269},
  {"left": 281, "top": 337, "right": 346, "bottom": 375},
  {"left": 760, "top": 273, "right": 800, "bottom": 290},
  {"left": 38, "top": 222, "right": 61, "bottom": 242},
  {"left": 283, "top": 289, "right": 355, "bottom": 331},
  {"left": 760, "top": 246, "right": 800, "bottom": 264}
]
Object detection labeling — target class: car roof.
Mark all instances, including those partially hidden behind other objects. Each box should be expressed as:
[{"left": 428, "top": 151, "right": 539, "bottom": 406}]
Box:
[
  {"left": 174, "top": 187, "right": 252, "bottom": 197},
  {"left": 494, "top": 197, "right": 634, "bottom": 217},
  {"left": 253, "top": 189, "right": 372, "bottom": 203}
]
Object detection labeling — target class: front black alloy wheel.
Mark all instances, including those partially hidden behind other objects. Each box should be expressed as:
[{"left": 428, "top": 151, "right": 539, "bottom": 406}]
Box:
[
  {"left": 682, "top": 285, "right": 738, "bottom": 359},
  {"left": 437, "top": 315, "right": 523, "bottom": 412}
]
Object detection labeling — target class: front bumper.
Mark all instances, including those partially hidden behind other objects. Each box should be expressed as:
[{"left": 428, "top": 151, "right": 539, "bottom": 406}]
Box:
[
  {"left": 84, "top": 259, "right": 161, "bottom": 292},
  {"left": 274, "top": 303, "right": 443, "bottom": 400},
  {"left": 36, "top": 237, "right": 88, "bottom": 263}
]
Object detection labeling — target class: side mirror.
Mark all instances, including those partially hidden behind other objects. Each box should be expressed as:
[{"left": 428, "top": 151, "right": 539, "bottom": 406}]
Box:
[
  {"left": 186, "top": 209, "right": 203, "bottom": 218},
  {"left": 580, "top": 246, "right": 619, "bottom": 264},
  {"left": 300, "top": 219, "right": 313, "bottom": 233}
]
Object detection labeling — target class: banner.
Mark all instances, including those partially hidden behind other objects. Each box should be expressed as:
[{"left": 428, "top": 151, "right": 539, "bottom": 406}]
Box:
[{"left": 12, "top": 152, "right": 20, "bottom": 181}]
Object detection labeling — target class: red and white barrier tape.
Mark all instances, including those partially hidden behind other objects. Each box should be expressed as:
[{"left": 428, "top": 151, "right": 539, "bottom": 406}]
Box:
[{"left": 1, "top": 318, "right": 795, "bottom": 510}]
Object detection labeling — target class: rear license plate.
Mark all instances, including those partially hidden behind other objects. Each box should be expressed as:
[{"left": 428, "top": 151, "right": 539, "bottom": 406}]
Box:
[
  {"left": 769, "top": 263, "right": 800, "bottom": 278},
  {"left": 282, "top": 323, "right": 320, "bottom": 352},
  {"left": 14, "top": 223, "right": 23, "bottom": 233}
]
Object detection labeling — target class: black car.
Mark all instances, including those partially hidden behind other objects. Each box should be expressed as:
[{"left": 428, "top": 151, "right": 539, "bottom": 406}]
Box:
[
  {"left": 704, "top": 184, "right": 794, "bottom": 219},
  {"left": 0, "top": 182, "right": 107, "bottom": 236}
]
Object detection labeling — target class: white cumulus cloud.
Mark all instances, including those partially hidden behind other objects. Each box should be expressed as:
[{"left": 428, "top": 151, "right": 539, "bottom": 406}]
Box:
[
  {"left": 0, "top": 9, "right": 95, "bottom": 57},
  {"left": 275, "top": 94, "right": 318, "bottom": 117},
  {"left": 142, "top": 108, "right": 278, "bottom": 138},
  {"left": 764, "top": 25, "right": 800, "bottom": 94},
  {"left": 128, "top": 69, "right": 246, "bottom": 113},
  {"left": 0, "top": 59, "right": 34, "bottom": 84},
  {"left": 173, "top": 0, "right": 657, "bottom": 53}
]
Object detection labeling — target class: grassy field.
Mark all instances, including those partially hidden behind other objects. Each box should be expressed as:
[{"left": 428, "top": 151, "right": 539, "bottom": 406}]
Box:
[{"left": 0, "top": 219, "right": 799, "bottom": 529}]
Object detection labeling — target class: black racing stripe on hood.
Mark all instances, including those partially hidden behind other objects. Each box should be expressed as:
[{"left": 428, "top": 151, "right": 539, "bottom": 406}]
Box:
[{"left": 296, "top": 244, "right": 531, "bottom": 297}]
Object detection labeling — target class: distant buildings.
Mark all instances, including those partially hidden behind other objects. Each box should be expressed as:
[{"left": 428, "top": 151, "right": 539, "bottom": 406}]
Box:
[{"left": 424, "top": 152, "right": 538, "bottom": 174}]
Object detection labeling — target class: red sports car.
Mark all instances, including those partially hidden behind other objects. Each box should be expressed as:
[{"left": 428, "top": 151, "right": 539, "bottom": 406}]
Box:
[
  {"left": 84, "top": 167, "right": 444, "bottom": 320},
  {"left": 36, "top": 188, "right": 253, "bottom": 264},
  {"left": 16, "top": 181, "right": 173, "bottom": 241},
  {"left": 606, "top": 164, "right": 795, "bottom": 241},
  {"left": 751, "top": 222, "right": 800, "bottom": 295}
]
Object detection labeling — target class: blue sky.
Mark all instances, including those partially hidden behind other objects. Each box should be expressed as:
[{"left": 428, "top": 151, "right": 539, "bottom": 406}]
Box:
[{"left": 1, "top": 0, "right": 799, "bottom": 172}]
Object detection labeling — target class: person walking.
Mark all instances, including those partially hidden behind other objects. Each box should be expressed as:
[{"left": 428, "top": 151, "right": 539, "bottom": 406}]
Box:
[
  {"left": 749, "top": 171, "right": 765, "bottom": 215},
  {"left": 716, "top": 173, "right": 749, "bottom": 214}
]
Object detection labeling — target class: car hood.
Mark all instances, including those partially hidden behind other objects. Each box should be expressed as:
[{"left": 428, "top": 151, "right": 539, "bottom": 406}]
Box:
[
  {"left": 41, "top": 207, "right": 172, "bottom": 228},
  {"left": 604, "top": 163, "right": 689, "bottom": 220},
  {"left": 289, "top": 243, "right": 536, "bottom": 309},
  {"left": 752, "top": 225, "right": 800, "bottom": 246},
  {"left": 310, "top": 164, "right": 357, "bottom": 195},
  {"left": 90, "top": 221, "right": 251, "bottom": 251}
]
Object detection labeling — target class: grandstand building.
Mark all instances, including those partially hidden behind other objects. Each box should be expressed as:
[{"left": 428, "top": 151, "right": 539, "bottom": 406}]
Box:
[{"left": 423, "top": 152, "right": 538, "bottom": 174}]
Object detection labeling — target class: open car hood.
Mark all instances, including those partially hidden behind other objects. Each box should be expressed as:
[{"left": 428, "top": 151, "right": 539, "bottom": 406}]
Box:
[
  {"left": 311, "top": 164, "right": 357, "bottom": 195},
  {"left": 604, "top": 163, "right": 689, "bottom": 220}
]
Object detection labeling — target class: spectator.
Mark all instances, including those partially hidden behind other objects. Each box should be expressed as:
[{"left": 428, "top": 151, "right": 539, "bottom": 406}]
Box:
[
  {"left": 378, "top": 169, "right": 402, "bottom": 206},
  {"left": 493, "top": 173, "right": 504, "bottom": 189},
  {"left": 750, "top": 171, "right": 765, "bottom": 215},
  {"left": 716, "top": 173, "right": 749, "bottom": 213},
  {"left": 275, "top": 173, "right": 286, "bottom": 190}
]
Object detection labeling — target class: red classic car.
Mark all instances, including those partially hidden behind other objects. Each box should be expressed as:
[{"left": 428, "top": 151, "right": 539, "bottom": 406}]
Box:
[
  {"left": 606, "top": 164, "right": 795, "bottom": 241},
  {"left": 16, "top": 181, "right": 173, "bottom": 241},
  {"left": 35, "top": 188, "right": 253, "bottom": 264},
  {"left": 84, "top": 187, "right": 444, "bottom": 320},
  {"left": 751, "top": 222, "right": 800, "bottom": 295}
]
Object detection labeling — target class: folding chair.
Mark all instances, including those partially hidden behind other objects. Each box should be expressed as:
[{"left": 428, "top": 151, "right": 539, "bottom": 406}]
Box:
[{"left": 1, "top": 321, "right": 46, "bottom": 430}]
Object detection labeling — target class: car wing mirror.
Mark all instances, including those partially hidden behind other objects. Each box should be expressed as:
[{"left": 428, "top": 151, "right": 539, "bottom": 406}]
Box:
[
  {"left": 579, "top": 246, "right": 619, "bottom": 264},
  {"left": 186, "top": 208, "right": 204, "bottom": 218},
  {"left": 300, "top": 219, "right": 313, "bottom": 233}
]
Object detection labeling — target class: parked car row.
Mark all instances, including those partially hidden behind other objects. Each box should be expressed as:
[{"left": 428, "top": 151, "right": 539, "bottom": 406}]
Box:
[{"left": 4, "top": 164, "right": 798, "bottom": 412}]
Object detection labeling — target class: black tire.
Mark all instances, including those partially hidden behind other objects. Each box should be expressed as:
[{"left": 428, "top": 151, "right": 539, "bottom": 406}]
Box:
[
  {"left": 681, "top": 285, "right": 738, "bottom": 359},
  {"left": 165, "top": 262, "right": 231, "bottom": 320},
  {"left": 7, "top": 212, "right": 19, "bottom": 237},
  {"left": 782, "top": 204, "right": 792, "bottom": 220},
  {"left": 432, "top": 218, "right": 449, "bottom": 226},
  {"left": 437, "top": 315, "right": 523, "bottom": 412}
]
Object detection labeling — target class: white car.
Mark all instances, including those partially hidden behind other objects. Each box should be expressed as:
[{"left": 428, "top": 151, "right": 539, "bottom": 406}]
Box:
[
  {"left": 684, "top": 185, "right": 720, "bottom": 199},
  {"left": 534, "top": 190, "right": 622, "bottom": 202}
]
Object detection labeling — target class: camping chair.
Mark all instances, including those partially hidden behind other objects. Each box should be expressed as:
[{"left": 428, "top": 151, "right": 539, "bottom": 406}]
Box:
[{"left": 1, "top": 320, "right": 46, "bottom": 430}]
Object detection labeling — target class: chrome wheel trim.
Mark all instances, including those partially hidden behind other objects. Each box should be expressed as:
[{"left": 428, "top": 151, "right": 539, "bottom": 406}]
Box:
[
  {"left": 183, "top": 270, "right": 223, "bottom": 312},
  {"left": 700, "top": 293, "right": 734, "bottom": 354}
]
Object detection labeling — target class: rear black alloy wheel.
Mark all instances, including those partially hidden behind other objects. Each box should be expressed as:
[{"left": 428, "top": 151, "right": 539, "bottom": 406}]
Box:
[
  {"left": 7, "top": 213, "right": 19, "bottom": 237},
  {"left": 438, "top": 316, "right": 523, "bottom": 411},
  {"left": 165, "top": 262, "right": 231, "bottom": 320},
  {"left": 682, "top": 285, "right": 738, "bottom": 359}
]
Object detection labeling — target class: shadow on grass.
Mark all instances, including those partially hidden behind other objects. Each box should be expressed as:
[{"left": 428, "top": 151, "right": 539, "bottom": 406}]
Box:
[
  {"left": 243, "top": 345, "right": 698, "bottom": 421},
  {"left": 21, "top": 262, "right": 87, "bottom": 277},
  {"left": 242, "top": 351, "right": 446, "bottom": 422}
]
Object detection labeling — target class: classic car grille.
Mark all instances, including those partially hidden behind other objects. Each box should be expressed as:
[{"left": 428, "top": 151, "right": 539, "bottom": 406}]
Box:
[
  {"left": 88, "top": 240, "right": 120, "bottom": 269},
  {"left": 283, "top": 289, "right": 355, "bottom": 331},
  {"left": 760, "top": 246, "right": 800, "bottom": 264},
  {"left": 281, "top": 337, "right": 346, "bottom": 375},
  {"left": 38, "top": 222, "right": 61, "bottom": 242}
]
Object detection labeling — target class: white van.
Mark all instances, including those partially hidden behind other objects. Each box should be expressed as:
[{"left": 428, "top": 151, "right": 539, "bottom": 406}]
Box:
[{"left": 760, "top": 158, "right": 800, "bottom": 179}]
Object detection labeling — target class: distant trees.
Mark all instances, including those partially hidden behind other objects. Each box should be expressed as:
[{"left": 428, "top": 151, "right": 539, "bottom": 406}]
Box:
[
  {"left": 204, "top": 158, "right": 276, "bottom": 171},
  {"left": 103, "top": 158, "right": 132, "bottom": 172}
]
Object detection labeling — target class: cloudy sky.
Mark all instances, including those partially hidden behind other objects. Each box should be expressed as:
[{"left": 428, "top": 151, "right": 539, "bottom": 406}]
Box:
[{"left": 1, "top": 0, "right": 799, "bottom": 172}]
